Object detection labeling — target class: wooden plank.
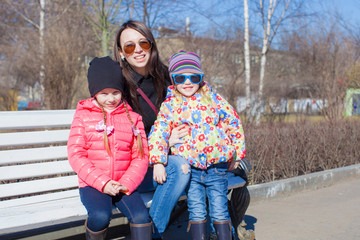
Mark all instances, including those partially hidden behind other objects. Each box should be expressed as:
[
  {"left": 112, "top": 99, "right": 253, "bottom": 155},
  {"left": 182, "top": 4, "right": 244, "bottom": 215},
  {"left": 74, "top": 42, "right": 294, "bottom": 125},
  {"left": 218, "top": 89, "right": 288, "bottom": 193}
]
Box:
[
  {"left": 0, "top": 192, "right": 154, "bottom": 235},
  {"left": 0, "top": 160, "right": 74, "bottom": 181},
  {"left": 0, "top": 197, "right": 87, "bottom": 235},
  {"left": 0, "top": 110, "right": 75, "bottom": 130},
  {"left": 0, "top": 129, "right": 70, "bottom": 148},
  {"left": 0, "top": 190, "right": 80, "bottom": 209},
  {"left": 0, "top": 146, "right": 68, "bottom": 165},
  {"left": 0, "top": 175, "right": 78, "bottom": 199}
]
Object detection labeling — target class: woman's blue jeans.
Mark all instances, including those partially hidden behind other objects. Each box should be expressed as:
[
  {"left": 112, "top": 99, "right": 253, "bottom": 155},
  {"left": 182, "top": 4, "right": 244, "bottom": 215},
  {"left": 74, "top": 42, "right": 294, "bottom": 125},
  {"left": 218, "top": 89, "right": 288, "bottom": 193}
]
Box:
[
  {"left": 137, "top": 155, "right": 191, "bottom": 238},
  {"left": 79, "top": 186, "right": 151, "bottom": 232},
  {"left": 187, "top": 163, "right": 230, "bottom": 223}
]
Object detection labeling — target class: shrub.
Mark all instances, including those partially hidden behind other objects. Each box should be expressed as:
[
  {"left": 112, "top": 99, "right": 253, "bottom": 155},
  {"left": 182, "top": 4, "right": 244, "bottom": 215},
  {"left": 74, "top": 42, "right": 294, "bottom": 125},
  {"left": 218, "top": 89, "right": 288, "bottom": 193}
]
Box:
[{"left": 245, "top": 119, "right": 360, "bottom": 184}]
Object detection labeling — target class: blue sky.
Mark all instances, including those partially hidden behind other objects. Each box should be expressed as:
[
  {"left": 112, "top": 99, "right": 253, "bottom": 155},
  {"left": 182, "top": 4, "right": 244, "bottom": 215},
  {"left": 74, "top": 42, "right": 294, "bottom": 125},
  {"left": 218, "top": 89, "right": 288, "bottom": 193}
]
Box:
[
  {"left": 174, "top": 0, "right": 360, "bottom": 43},
  {"left": 317, "top": 0, "right": 360, "bottom": 25}
]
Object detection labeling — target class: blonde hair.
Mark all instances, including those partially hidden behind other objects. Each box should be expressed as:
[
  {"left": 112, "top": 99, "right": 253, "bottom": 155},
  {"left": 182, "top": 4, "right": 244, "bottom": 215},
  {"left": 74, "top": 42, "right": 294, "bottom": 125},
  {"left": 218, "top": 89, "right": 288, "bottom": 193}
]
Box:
[
  {"left": 97, "top": 102, "right": 112, "bottom": 157},
  {"left": 96, "top": 99, "right": 144, "bottom": 158},
  {"left": 124, "top": 102, "right": 145, "bottom": 158}
]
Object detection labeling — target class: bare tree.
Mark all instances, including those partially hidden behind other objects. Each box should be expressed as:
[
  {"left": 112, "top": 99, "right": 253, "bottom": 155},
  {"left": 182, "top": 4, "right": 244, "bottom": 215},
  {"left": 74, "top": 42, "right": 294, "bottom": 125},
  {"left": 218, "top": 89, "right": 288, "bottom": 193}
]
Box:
[
  {"left": 83, "top": 0, "right": 123, "bottom": 57},
  {"left": 244, "top": 0, "right": 251, "bottom": 119},
  {"left": 282, "top": 15, "right": 355, "bottom": 121},
  {"left": 43, "top": 1, "right": 96, "bottom": 109},
  {"left": 251, "top": 0, "right": 308, "bottom": 123},
  {"left": 254, "top": 0, "right": 291, "bottom": 123},
  {"left": 2, "top": 1, "right": 96, "bottom": 110},
  {"left": 5, "top": 0, "right": 47, "bottom": 106}
]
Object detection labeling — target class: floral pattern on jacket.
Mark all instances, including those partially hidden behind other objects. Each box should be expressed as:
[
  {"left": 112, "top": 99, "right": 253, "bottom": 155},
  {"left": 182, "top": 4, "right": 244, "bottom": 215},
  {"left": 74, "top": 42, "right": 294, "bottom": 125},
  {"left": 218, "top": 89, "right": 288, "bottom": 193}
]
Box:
[
  {"left": 148, "top": 82, "right": 245, "bottom": 169},
  {"left": 67, "top": 98, "right": 149, "bottom": 195}
]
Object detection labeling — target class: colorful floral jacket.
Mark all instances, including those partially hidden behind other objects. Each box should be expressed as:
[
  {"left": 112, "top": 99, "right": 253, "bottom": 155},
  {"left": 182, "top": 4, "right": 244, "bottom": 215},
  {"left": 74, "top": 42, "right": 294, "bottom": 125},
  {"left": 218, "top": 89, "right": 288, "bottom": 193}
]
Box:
[{"left": 148, "top": 82, "right": 245, "bottom": 169}]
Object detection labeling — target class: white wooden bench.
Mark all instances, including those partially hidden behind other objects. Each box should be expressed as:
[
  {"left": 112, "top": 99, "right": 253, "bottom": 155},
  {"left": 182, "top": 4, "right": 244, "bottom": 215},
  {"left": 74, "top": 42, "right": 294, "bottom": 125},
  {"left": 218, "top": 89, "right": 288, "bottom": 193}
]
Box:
[{"left": 0, "top": 110, "right": 246, "bottom": 239}]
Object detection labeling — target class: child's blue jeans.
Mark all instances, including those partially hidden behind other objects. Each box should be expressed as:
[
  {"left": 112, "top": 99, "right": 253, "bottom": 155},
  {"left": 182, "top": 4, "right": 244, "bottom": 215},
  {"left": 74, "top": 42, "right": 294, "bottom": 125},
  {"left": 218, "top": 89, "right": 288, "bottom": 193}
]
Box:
[
  {"left": 79, "top": 186, "right": 151, "bottom": 232},
  {"left": 187, "top": 163, "right": 230, "bottom": 222}
]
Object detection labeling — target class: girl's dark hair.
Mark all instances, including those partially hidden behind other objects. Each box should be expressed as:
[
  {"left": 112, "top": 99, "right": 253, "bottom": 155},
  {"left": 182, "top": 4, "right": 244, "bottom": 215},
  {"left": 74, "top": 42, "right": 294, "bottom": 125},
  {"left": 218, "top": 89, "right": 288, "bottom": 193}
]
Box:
[{"left": 114, "top": 20, "right": 169, "bottom": 113}]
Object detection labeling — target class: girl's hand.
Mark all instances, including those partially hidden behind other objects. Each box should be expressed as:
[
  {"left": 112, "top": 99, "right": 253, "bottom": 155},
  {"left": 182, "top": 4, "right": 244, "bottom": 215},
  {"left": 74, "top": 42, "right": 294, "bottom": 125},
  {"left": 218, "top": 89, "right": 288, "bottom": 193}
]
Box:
[
  {"left": 169, "top": 124, "right": 190, "bottom": 147},
  {"left": 228, "top": 159, "right": 240, "bottom": 171},
  {"left": 153, "top": 163, "right": 167, "bottom": 184},
  {"left": 117, "top": 185, "right": 129, "bottom": 194},
  {"left": 103, "top": 180, "right": 121, "bottom": 196}
]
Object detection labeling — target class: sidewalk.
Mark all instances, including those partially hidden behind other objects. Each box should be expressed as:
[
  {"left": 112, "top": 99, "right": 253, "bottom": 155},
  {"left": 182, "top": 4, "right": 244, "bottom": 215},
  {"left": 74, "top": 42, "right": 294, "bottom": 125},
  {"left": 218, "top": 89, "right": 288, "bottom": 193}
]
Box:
[
  {"left": 159, "top": 175, "right": 360, "bottom": 240},
  {"left": 245, "top": 175, "right": 360, "bottom": 240},
  {"left": 117, "top": 165, "right": 360, "bottom": 240}
]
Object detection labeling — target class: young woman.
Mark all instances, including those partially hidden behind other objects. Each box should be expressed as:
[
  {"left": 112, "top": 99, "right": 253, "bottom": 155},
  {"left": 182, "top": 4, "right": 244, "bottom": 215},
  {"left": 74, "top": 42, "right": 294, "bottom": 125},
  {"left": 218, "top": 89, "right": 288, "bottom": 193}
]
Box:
[
  {"left": 113, "top": 20, "right": 252, "bottom": 240},
  {"left": 114, "top": 20, "right": 191, "bottom": 240}
]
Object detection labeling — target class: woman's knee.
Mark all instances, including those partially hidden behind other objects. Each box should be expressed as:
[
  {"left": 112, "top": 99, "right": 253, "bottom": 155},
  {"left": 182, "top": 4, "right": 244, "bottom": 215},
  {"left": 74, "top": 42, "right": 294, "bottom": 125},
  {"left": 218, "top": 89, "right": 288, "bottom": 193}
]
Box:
[{"left": 167, "top": 155, "right": 190, "bottom": 178}]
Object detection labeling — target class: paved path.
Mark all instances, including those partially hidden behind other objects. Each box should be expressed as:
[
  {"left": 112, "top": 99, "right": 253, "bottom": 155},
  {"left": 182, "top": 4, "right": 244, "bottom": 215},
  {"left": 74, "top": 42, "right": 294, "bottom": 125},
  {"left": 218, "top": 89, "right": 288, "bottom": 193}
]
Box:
[
  {"left": 117, "top": 175, "right": 360, "bottom": 240},
  {"left": 244, "top": 176, "right": 360, "bottom": 240}
]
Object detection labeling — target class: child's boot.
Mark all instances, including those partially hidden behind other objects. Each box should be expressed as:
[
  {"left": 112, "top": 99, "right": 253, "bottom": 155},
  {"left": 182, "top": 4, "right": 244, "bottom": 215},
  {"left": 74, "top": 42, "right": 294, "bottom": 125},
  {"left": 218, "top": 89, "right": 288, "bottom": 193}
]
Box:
[
  {"left": 214, "top": 220, "right": 232, "bottom": 240},
  {"left": 130, "top": 222, "right": 152, "bottom": 240},
  {"left": 187, "top": 219, "right": 207, "bottom": 240},
  {"left": 85, "top": 226, "right": 107, "bottom": 240},
  {"left": 84, "top": 219, "right": 107, "bottom": 240}
]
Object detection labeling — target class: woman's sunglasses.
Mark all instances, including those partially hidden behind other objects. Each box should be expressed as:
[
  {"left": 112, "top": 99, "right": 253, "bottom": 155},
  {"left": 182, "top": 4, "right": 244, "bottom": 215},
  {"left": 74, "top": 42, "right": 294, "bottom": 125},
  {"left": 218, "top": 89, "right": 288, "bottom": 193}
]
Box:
[
  {"left": 123, "top": 39, "right": 152, "bottom": 54},
  {"left": 171, "top": 74, "right": 204, "bottom": 85}
]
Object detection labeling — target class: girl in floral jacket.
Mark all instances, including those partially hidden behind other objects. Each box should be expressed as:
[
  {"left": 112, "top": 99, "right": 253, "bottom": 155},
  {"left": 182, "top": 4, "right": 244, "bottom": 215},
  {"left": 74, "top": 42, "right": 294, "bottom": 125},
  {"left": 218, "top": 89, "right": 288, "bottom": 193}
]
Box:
[
  {"left": 67, "top": 56, "right": 151, "bottom": 240},
  {"left": 148, "top": 51, "right": 246, "bottom": 240}
]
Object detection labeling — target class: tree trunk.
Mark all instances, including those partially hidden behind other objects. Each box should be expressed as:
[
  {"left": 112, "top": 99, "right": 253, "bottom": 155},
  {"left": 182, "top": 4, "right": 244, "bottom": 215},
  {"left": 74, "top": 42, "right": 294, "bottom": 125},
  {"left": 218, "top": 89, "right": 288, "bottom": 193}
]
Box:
[
  {"left": 39, "top": 0, "right": 46, "bottom": 109},
  {"left": 244, "top": 0, "right": 251, "bottom": 120},
  {"left": 256, "top": 0, "right": 273, "bottom": 124}
]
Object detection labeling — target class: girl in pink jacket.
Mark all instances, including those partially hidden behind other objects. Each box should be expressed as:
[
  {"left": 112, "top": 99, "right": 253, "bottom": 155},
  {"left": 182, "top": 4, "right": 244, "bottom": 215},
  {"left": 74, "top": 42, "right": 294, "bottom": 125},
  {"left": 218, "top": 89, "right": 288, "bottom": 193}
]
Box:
[{"left": 67, "top": 56, "right": 151, "bottom": 240}]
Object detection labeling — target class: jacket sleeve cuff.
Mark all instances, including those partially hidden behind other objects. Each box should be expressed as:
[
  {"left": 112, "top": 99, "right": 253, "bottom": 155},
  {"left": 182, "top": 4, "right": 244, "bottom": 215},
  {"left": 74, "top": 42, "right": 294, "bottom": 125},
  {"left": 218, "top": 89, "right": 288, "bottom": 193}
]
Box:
[{"left": 93, "top": 176, "right": 112, "bottom": 193}]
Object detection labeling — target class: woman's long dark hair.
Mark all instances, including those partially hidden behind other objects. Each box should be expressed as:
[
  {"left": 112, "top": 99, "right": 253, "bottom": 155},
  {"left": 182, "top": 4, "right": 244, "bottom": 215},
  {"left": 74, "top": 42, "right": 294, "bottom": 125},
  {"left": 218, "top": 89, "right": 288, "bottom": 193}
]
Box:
[{"left": 114, "top": 20, "right": 169, "bottom": 113}]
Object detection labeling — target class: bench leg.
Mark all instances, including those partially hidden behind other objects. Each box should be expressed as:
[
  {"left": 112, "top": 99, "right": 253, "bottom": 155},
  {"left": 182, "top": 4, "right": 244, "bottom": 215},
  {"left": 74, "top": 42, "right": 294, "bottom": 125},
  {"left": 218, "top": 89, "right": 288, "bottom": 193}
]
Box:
[{"left": 130, "top": 222, "right": 152, "bottom": 240}]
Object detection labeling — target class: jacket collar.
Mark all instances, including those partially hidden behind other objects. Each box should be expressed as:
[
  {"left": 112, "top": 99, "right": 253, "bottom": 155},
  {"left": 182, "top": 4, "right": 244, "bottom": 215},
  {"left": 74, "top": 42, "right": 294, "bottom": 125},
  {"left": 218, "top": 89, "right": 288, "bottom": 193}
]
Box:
[
  {"left": 131, "top": 69, "right": 152, "bottom": 86},
  {"left": 77, "top": 98, "right": 131, "bottom": 115}
]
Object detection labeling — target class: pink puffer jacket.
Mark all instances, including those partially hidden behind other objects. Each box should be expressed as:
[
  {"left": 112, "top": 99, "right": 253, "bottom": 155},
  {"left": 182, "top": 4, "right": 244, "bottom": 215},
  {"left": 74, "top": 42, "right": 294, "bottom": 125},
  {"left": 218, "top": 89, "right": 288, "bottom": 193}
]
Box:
[{"left": 67, "top": 98, "right": 149, "bottom": 195}]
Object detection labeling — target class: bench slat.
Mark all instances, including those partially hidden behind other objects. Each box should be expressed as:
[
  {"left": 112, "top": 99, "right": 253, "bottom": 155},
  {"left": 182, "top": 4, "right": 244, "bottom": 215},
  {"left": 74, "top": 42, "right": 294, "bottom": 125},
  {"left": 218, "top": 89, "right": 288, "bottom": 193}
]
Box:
[
  {"left": 0, "top": 175, "right": 78, "bottom": 198},
  {"left": 0, "top": 160, "right": 74, "bottom": 181},
  {"left": 0, "top": 110, "right": 75, "bottom": 130},
  {"left": 0, "top": 189, "right": 80, "bottom": 209},
  {"left": 0, "top": 192, "right": 155, "bottom": 235},
  {"left": 0, "top": 196, "right": 87, "bottom": 235},
  {"left": 0, "top": 146, "right": 68, "bottom": 165},
  {"left": 0, "top": 129, "right": 70, "bottom": 148}
]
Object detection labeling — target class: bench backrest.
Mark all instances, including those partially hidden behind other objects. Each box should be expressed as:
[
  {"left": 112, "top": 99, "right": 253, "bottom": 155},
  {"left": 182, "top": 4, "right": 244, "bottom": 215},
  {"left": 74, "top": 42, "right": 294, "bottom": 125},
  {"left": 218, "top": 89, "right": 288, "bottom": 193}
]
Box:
[{"left": 0, "top": 110, "right": 77, "bottom": 206}]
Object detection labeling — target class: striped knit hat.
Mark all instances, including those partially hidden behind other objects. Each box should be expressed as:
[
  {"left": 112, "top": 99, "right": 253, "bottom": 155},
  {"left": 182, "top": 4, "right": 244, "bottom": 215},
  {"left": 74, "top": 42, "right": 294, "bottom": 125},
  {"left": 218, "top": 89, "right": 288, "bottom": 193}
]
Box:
[{"left": 168, "top": 50, "right": 204, "bottom": 76}]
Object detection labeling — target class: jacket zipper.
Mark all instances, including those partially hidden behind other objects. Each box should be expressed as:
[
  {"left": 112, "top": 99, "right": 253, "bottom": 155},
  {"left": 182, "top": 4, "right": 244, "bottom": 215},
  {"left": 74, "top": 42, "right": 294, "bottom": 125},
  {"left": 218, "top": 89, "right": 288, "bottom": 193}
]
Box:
[{"left": 107, "top": 111, "right": 115, "bottom": 179}]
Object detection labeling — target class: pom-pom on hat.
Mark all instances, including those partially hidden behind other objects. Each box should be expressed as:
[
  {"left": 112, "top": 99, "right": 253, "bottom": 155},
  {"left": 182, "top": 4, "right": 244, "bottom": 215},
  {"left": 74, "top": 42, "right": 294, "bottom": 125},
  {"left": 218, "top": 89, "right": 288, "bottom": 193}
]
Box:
[
  {"left": 168, "top": 50, "right": 204, "bottom": 76},
  {"left": 87, "top": 56, "right": 124, "bottom": 97}
]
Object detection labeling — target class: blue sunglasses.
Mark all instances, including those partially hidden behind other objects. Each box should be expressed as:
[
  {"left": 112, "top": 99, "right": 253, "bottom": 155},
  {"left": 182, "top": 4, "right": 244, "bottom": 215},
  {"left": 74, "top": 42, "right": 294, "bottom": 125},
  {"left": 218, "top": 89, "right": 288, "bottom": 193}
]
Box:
[{"left": 171, "top": 74, "right": 204, "bottom": 85}]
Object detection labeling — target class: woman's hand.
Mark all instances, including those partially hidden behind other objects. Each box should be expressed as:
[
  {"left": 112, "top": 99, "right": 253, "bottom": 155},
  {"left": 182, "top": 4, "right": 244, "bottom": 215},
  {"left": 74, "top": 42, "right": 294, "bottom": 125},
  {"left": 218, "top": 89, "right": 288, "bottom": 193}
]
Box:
[
  {"left": 103, "top": 180, "right": 121, "bottom": 196},
  {"left": 153, "top": 163, "right": 167, "bottom": 184},
  {"left": 169, "top": 124, "right": 190, "bottom": 147},
  {"left": 228, "top": 159, "right": 240, "bottom": 171}
]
